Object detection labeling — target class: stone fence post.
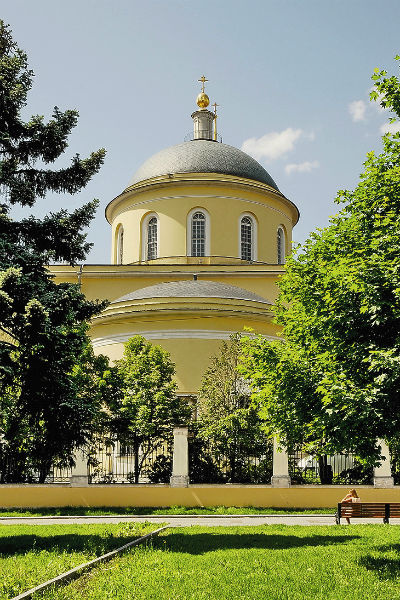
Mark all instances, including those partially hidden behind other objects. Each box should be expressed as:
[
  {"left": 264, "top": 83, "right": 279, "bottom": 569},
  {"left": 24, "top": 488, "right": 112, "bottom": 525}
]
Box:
[
  {"left": 70, "top": 449, "right": 89, "bottom": 486},
  {"left": 170, "top": 427, "right": 189, "bottom": 487},
  {"left": 271, "top": 438, "right": 290, "bottom": 487},
  {"left": 374, "top": 440, "right": 394, "bottom": 488}
]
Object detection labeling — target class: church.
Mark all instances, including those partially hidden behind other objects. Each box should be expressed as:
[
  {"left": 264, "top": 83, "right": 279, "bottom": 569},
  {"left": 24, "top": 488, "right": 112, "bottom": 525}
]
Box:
[{"left": 51, "top": 77, "right": 299, "bottom": 399}]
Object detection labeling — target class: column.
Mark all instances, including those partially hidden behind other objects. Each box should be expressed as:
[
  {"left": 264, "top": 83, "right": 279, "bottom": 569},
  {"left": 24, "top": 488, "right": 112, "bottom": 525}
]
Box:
[
  {"left": 170, "top": 427, "right": 189, "bottom": 487},
  {"left": 374, "top": 440, "right": 394, "bottom": 488},
  {"left": 271, "top": 437, "right": 291, "bottom": 487},
  {"left": 70, "top": 449, "right": 89, "bottom": 486}
]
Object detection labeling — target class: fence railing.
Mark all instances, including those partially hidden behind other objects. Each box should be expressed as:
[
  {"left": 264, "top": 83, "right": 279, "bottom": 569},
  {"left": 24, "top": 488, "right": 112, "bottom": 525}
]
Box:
[
  {"left": 288, "top": 450, "right": 373, "bottom": 485},
  {"left": 189, "top": 430, "right": 273, "bottom": 484},
  {"left": 87, "top": 438, "right": 172, "bottom": 484}
]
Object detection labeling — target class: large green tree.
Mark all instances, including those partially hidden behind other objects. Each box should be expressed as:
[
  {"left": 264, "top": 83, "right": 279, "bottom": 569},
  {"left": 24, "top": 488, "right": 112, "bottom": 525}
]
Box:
[
  {"left": 107, "top": 336, "right": 190, "bottom": 484},
  {"left": 0, "top": 21, "right": 107, "bottom": 482},
  {"left": 195, "top": 333, "right": 272, "bottom": 483},
  {"left": 241, "top": 57, "right": 400, "bottom": 466}
]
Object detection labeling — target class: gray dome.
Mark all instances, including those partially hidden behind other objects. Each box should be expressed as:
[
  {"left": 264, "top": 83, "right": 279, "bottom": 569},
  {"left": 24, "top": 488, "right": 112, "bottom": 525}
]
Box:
[
  {"left": 113, "top": 280, "right": 271, "bottom": 304},
  {"left": 128, "top": 140, "right": 279, "bottom": 190}
]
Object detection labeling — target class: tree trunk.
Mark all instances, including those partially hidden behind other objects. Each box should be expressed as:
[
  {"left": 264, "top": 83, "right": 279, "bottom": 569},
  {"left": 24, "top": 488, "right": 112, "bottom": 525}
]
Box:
[{"left": 318, "top": 455, "right": 333, "bottom": 484}]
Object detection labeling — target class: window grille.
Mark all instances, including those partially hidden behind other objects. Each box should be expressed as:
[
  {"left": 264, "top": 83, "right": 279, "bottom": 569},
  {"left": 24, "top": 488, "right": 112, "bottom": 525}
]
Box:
[
  {"left": 117, "top": 228, "right": 124, "bottom": 264},
  {"left": 191, "top": 212, "right": 206, "bottom": 256},
  {"left": 277, "top": 227, "right": 285, "bottom": 264},
  {"left": 147, "top": 217, "right": 157, "bottom": 260},
  {"left": 241, "top": 216, "right": 253, "bottom": 261}
]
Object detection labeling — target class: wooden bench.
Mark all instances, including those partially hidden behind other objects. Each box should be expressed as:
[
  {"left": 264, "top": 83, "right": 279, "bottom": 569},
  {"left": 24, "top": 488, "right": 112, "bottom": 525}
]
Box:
[{"left": 336, "top": 502, "right": 400, "bottom": 524}]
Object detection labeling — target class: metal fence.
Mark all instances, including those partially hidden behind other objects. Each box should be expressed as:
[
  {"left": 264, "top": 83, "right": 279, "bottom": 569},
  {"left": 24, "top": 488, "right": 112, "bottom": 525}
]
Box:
[
  {"left": 0, "top": 456, "right": 71, "bottom": 484},
  {"left": 288, "top": 450, "right": 373, "bottom": 485},
  {"left": 189, "top": 431, "right": 273, "bottom": 484},
  {"left": 87, "top": 438, "right": 172, "bottom": 484}
]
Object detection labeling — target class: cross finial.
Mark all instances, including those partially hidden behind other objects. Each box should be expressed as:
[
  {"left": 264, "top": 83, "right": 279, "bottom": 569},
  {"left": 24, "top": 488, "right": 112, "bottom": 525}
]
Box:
[
  {"left": 212, "top": 102, "right": 219, "bottom": 116},
  {"left": 198, "top": 75, "right": 208, "bottom": 93}
]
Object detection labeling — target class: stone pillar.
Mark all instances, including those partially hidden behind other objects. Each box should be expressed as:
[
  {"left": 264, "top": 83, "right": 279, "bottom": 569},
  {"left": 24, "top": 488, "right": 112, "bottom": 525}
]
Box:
[
  {"left": 70, "top": 449, "right": 89, "bottom": 486},
  {"left": 170, "top": 427, "right": 189, "bottom": 487},
  {"left": 271, "top": 438, "right": 290, "bottom": 487},
  {"left": 374, "top": 440, "right": 394, "bottom": 488}
]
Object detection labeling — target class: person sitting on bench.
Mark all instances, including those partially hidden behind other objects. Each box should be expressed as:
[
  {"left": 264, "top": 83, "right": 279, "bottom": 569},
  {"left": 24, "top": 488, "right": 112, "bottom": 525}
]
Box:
[{"left": 341, "top": 489, "right": 360, "bottom": 524}]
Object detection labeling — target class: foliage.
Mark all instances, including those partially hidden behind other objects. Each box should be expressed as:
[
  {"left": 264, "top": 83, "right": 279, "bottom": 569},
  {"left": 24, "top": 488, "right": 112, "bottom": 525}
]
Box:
[
  {"left": 241, "top": 57, "right": 400, "bottom": 466},
  {"left": 108, "top": 336, "right": 190, "bottom": 483},
  {"left": 195, "top": 333, "right": 272, "bottom": 483},
  {"left": 0, "top": 21, "right": 107, "bottom": 481}
]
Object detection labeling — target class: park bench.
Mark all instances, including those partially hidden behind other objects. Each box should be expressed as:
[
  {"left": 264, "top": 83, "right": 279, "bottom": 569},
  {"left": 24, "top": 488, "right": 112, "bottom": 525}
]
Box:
[{"left": 336, "top": 502, "right": 400, "bottom": 524}]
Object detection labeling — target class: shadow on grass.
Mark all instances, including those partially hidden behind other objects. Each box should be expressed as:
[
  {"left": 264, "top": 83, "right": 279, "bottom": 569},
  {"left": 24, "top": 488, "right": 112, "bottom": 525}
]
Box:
[
  {"left": 155, "top": 532, "right": 359, "bottom": 554},
  {"left": 360, "top": 555, "right": 400, "bottom": 580},
  {"left": 0, "top": 533, "right": 139, "bottom": 557}
]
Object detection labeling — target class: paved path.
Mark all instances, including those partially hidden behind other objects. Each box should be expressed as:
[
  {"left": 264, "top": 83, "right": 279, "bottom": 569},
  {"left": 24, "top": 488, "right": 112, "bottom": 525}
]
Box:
[{"left": 1, "top": 514, "right": 399, "bottom": 526}]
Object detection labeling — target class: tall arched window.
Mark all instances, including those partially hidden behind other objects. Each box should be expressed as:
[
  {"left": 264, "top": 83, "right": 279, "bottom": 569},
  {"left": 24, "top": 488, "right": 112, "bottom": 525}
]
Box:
[
  {"left": 147, "top": 216, "right": 158, "bottom": 260},
  {"left": 116, "top": 226, "right": 124, "bottom": 265},
  {"left": 277, "top": 227, "right": 285, "bottom": 265},
  {"left": 191, "top": 211, "right": 206, "bottom": 257},
  {"left": 241, "top": 216, "right": 253, "bottom": 261}
]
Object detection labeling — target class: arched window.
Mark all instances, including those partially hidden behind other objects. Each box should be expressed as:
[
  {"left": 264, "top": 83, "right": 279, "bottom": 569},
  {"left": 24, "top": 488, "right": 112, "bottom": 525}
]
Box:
[
  {"left": 241, "top": 216, "right": 253, "bottom": 261},
  {"left": 191, "top": 211, "right": 206, "bottom": 257},
  {"left": 277, "top": 227, "right": 285, "bottom": 265},
  {"left": 116, "top": 226, "right": 124, "bottom": 265},
  {"left": 147, "top": 216, "right": 158, "bottom": 260},
  {"left": 142, "top": 213, "right": 159, "bottom": 261}
]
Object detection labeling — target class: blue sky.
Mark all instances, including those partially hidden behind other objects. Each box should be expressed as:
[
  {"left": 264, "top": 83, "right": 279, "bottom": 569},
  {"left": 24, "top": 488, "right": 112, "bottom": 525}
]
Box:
[{"left": 3, "top": 0, "right": 400, "bottom": 262}]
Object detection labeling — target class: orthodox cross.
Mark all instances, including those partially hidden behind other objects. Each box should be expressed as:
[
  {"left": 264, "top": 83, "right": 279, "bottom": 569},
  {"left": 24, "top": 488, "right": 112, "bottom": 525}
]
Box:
[
  {"left": 198, "top": 75, "right": 208, "bottom": 92},
  {"left": 212, "top": 102, "right": 219, "bottom": 116}
]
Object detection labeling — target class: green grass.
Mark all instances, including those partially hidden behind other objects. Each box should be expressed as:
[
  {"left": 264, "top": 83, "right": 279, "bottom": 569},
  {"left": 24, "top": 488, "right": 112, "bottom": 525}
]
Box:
[
  {"left": 42, "top": 525, "right": 400, "bottom": 600},
  {"left": 0, "top": 521, "right": 159, "bottom": 599},
  {"left": 0, "top": 505, "right": 333, "bottom": 516}
]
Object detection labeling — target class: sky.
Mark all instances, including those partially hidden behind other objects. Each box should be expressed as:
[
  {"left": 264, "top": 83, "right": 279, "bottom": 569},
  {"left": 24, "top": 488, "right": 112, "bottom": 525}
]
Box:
[{"left": 2, "top": 0, "right": 400, "bottom": 263}]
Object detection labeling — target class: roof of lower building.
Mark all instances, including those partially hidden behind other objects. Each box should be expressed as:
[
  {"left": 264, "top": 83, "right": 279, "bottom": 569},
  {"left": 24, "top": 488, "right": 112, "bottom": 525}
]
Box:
[
  {"left": 113, "top": 280, "right": 271, "bottom": 304},
  {"left": 127, "top": 139, "right": 279, "bottom": 190}
]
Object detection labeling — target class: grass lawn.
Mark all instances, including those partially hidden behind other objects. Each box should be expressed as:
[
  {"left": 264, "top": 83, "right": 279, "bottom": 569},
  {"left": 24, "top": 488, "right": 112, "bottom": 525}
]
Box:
[
  {"left": 0, "top": 521, "right": 158, "bottom": 599},
  {"left": 41, "top": 525, "right": 400, "bottom": 600},
  {"left": 0, "top": 505, "right": 333, "bottom": 516}
]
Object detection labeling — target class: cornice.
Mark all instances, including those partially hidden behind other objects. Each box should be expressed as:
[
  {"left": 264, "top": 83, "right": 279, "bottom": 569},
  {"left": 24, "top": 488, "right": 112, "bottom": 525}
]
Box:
[{"left": 105, "top": 173, "right": 299, "bottom": 225}]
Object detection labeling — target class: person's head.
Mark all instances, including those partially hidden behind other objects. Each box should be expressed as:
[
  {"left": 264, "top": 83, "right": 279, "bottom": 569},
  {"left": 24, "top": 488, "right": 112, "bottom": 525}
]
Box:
[{"left": 350, "top": 489, "right": 358, "bottom": 497}]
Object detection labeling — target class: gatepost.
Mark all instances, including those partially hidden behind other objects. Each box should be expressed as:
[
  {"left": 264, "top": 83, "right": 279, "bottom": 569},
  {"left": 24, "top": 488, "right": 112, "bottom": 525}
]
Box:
[
  {"left": 70, "top": 449, "right": 89, "bottom": 486},
  {"left": 170, "top": 427, "right": 189, "bottom": 487},
  {"left": 271, "top": 437, "right": 291, "bottom": 487},
  {"left": 373, "top": 440, "right": 394, "bottom": 488}
]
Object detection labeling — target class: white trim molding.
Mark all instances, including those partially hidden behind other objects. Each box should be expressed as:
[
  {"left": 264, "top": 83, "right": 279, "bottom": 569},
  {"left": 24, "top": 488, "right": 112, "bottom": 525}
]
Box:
[{"left": 92, "top": 329, "right": 280, "bottom": 348}]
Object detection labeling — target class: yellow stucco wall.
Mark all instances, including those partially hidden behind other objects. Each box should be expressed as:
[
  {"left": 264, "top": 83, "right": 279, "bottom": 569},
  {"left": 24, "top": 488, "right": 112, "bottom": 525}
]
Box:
[
  {"left": 106, "top": 175, "right": 297, "bottom": 265},
  {"left": 1, "top": 485, "right": 399, "bottom": 509}
]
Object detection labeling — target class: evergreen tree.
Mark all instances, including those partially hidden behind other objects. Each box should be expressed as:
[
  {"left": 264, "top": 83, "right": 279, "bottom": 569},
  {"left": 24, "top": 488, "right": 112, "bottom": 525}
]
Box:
[{"left": 0, "top": 21, "right": 107, "bottom": 482}]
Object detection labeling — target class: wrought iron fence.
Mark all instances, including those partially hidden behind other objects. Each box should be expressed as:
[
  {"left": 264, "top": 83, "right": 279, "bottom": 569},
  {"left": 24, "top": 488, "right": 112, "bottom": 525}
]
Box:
[
  {"left": 189, "top": 429, "right": 273, "bottom": 484},
  {"left": 0, "top": 454, "right": 71, "bottom": 483},
  {"left": 87, "top": 438, "right": 172, "bottom": 484},
  {"left": 288, "top": 450, "right": 373, "bottom": 485}
]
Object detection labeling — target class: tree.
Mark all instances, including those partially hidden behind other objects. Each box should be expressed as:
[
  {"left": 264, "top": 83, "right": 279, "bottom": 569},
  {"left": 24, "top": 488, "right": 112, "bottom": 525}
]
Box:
[
  {"left": 241, "top": 57, "right": 400, "bottom": 467},
  {"left": 0, "top": 21, "right": 107, "bottom": 481},
  {"left": 108, "top": 336, "right": 190, "bottom": 484},
  {"left": 195, "top": 333, "right": 272, "bottom": 483}
]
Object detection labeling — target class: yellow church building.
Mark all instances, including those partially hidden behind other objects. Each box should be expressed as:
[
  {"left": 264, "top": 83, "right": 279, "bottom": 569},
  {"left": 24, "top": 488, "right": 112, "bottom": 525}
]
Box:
[{"left": 51, "top": 79, "right": 299, "bottom": 400}]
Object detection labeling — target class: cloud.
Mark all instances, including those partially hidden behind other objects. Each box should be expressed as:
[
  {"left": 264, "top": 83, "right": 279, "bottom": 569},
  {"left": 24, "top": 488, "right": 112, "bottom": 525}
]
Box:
[
  {"left": 380, "top": 121, "right": 400, "bottom": 134},
  {"left": 285, "top": 161, "right": 320, "bottom": 175},
  {"left": 241, "top": 128, "right": 303, "bottom": 160},
  {"left": 349, "top": 100, "right": 366, "bottom": 122}
]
